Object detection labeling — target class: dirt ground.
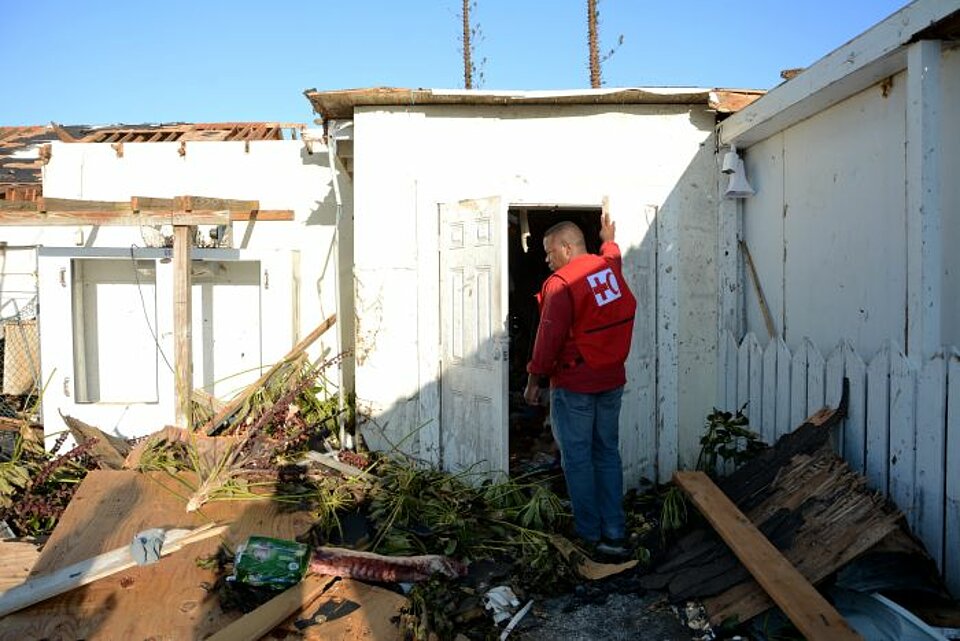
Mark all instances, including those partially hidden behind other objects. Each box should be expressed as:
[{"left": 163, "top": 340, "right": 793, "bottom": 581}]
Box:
[{"left": 515, "top": 591, "right": 696, "bottom": 641}]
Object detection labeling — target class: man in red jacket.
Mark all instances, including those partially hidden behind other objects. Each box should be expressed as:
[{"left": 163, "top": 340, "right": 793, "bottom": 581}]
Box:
[{"left": 524, "top": 212, "right": 636, "bottom": 558}]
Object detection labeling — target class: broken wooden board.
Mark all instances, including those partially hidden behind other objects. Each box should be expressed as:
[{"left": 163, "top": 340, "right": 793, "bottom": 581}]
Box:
[
  {"left": 641, "top": 444, "right": 901, "bottom": 623},
  {"left": 0, "top": 470, "right": 314, "bottom": 641},
  {"left": 674, "top": 470, "right": 863, "bottom": 641},
  {"left": 206, "top": 573, "right": 337, "bottom": 641},
  {"left": 280, "top": 577, "right": 408, "bottom": 641},
  {"left": 60, "top": 413, "right": 131, "bottom": 470},
  {"left": 700, "top": 453, "right": 901, "bottom": 624},
  {"left": 641, "top": 393, "right": 902, "bottom": 627}
]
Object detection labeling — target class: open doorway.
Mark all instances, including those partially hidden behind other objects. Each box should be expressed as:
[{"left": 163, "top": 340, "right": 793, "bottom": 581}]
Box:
[{"left": 507, "top": 205, "right": 602, "bottom": 476}]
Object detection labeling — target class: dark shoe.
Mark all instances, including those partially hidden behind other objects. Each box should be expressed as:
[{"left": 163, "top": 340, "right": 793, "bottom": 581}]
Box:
[
  {"left": 595, "top": 537, "right": 632, "bottom": 561},
  {"left": 570, "top": 535, "right": 599, "bottom": 557}
]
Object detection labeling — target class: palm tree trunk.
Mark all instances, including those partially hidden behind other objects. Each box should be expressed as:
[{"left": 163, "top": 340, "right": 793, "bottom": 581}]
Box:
[
  {"left": 463, "top": 0, "right": 473, "bottom": 89},
  {"left": 588, "top": 0, "right": 601, "bottom": 88}
]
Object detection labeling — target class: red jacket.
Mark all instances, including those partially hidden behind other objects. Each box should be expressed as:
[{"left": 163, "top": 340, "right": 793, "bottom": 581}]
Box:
[{"left": 527, "top": 242, "right": 636, "bottom": 392}]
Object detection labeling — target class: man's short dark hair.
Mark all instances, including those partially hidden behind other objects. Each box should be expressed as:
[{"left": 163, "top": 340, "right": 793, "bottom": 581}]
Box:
[{"left": 544, "top": 221, "right": 585, "bottom": 246}]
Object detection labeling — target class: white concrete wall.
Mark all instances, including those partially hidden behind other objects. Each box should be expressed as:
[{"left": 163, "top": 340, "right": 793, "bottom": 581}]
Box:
[
  {"left": 352, "top": 103, "right": 718, "bottom": 473},
  {"left": 673, "top": 137, "right": 721, "bottom": 468},
  {"left": 1, "top": 139, "right": 354, "bottom": 438},
  {"left": 741, "top": 42, "right": 958, "bottom": 358},
  {"left": 741, "top": 72, "right": 909, "bottom": 361}
]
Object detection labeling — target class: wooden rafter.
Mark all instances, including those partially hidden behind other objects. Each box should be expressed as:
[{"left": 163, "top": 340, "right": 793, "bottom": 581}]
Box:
[{"left": 48, "top": 122, "right": 307, "bottom": 144}]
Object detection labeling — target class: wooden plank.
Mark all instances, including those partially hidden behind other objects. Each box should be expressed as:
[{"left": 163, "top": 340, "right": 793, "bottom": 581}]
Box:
[
  {"left": 888, "top": 345, "right": 917, "bottom": 528},
  {"left": 0, "top": 470, "right": 316, "bottom": 640},
  {"left": 685, "top": 463, "right": 876, "bottom": 626},
  {"left": 228, "top": 209, "right": 295, "bottom": 221},
  {"left": 774, "top": 337, "right": 792, "bottom": 439},
  {"left": 202, "top": 313, "right": 337, "bottom": 434},
  {"left": 37, "top": 197, "right": 129, "bottom": 212},
  {"left": 0, "top": 201, "right": 39, "bottom": 211},
  {"left": 179, "top": 196, "right": 259, "bottom": 211},
  {"left": 205, "top": 574, "right": 336, "bottom": 641},
  {"left": 130, "top": 196, "right": 177, "bottom": 210},
  {"left": 946, "top": 352, "right": 960, "bottom": 596},
  {"left": 865, "top": 343, "right": 891, "bottom": 494},
  {"left": 738, "top": 239, "right": 776, "bottom": 339},
  {"left": 674, "top": 470, "right": 863, "bottom": 641},
  {"left": 0, "top": 210, "right": 231, "bottom": 226},
  {"left": 761, "top": 337, "right": 779, "bottom": 444},
  {"left": 0, "top": 523, "right": 228, "bottom": 618},
  {"left": 915, "top": 356, "right": 945, "bottom": 569},
  {"left": 173, "top": 225, "right": 193, "bottom": 428}
]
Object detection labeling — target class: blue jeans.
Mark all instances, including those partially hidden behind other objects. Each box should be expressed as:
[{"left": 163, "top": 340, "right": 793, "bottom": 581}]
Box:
[{"left": 550, "top": 386, "right": 625, "bottom": 542}]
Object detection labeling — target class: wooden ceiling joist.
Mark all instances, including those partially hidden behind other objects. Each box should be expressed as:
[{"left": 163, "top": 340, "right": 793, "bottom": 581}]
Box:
[{"left": 0, "top": 195, "right": 295, "bottom": 225}]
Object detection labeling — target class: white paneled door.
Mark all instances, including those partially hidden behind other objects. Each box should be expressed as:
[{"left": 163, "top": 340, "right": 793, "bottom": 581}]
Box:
[{"left": 439, "top": 196, "right": 509, "bottom": 478}]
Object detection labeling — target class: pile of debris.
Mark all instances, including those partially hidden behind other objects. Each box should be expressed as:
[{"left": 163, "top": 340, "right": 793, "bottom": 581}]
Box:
[{"left": 0, "top": 352, "right": 958, "bottom": 640}]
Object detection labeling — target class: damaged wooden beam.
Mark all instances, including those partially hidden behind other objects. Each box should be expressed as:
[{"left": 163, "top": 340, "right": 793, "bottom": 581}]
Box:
[
  {"left": 674, "top": 470, "right": 863, "bottom": 641},
  {"left": 60, "top": 413, "right": 131, "bottom": 470},
  {"left": 206, "top": 574, "right": 336, "bottom": 641}
]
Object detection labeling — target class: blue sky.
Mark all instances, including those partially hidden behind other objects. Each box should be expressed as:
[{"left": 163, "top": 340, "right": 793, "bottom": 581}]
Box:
[{"left": 2, "top": 0, "right": 909, "bottom": 126}]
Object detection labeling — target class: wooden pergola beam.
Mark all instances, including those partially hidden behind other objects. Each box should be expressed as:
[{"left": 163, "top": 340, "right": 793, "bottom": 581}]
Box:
[
  {"left": 0, "top": 210, "right": 231, "bottom": 226},
  {"left": 173, "top": 225, "right": 193, "bottom": 427},
  {"left": 0, "top": 193, "right": 295, "bottom": 427},
  {"left": 0, "top": 196, "right": 294, "bottom": 224}
]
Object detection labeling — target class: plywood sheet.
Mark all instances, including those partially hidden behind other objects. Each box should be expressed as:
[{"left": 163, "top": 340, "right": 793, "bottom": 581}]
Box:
[
  {"left": 0, "top": 539, "right": 42, "bottom": 591},
  {"left": 0, "top": 470, "right": 315, "bottom": 641}
]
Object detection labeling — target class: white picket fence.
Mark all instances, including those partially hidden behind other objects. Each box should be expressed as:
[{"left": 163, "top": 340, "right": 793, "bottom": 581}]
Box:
[{"left": 719, "top": 331, "right": 960, "bottom": 596}]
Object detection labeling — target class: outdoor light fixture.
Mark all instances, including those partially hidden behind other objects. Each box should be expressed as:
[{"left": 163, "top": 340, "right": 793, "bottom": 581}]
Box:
[
  {"left": 722, "top": 144, "right": 755, "bottom": 199},
  {"left": 721, "top": 144, "right": 740, "bottom": 174}
]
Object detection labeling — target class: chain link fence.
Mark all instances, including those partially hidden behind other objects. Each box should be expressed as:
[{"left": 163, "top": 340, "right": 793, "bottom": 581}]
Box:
[{"left": 1, "top": 248, "right": 41, "bottom": 421}]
